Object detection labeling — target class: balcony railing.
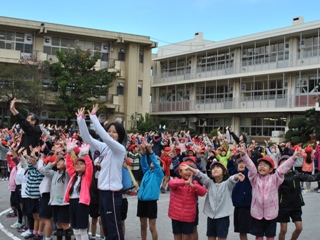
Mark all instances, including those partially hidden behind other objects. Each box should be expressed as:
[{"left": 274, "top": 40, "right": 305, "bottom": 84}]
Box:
[{"left": 151, "top": 94, "right": 317, "bottom": 112}]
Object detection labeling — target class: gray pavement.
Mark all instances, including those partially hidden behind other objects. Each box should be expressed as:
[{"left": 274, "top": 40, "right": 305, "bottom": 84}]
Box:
[{"left": 0, "top": 180, "right": 319, "bottom": 239}]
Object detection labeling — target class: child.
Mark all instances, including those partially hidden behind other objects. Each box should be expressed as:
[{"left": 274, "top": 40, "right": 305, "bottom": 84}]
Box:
[
  {"left": 137, "top": 142, "right": 164, "bottom": 240},
  {"left": 160, "top": 146, "right": 172, "bottom": 193},
  {"left": 227, "top": 156, "right": 253, "bottom": 240},
  {"left": 43, "top": 155, "right": 71, "bottom": 240},
  {"left": 216, "top": 147, "right": 231, "bottom": 166},
  {"left": 239, "top": 145, "right": 299, "bottom": 240},
  {"left": 64, "top": 139, "right": 93, "bottom": 240},
  {"left": 301, "top": 146, "right": 314, "bottom": 192},
  {"left": 127, "top": 143, "right": 142, "bottom": 194},
  {"left": 188, "top": 160, "right": 244, "bottom": 240},
  {"left": 277, "top": 155, "right": 320, "bottom": 240},
  {"left": 168, "top": 162, "right": 207, "bottom": 240}
]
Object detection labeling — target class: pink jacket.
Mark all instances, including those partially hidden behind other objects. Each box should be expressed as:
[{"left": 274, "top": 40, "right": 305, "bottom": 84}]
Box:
[
  {"left": 168, "top": 178, "right": 207, "bottom": 222},
  {"left": 241, "top": 153, "right": 295, "bottom": 220},
  {"left": 7, "top": 155, "right": 17, "bottom": 191},
  {"left": 301, "top": 151, "right": 314, "bottom": 173},
  {"left": 64, "top": 155, "right": 93, "bottom": 205}
]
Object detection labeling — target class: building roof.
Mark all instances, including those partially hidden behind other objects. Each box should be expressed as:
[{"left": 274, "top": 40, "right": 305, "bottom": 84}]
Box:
[
  {"left": 154, "top": 17, "right": 320, "bottom": 60},
  {"left": 0, "top": 16, "right": 156, "bottom": 46}
]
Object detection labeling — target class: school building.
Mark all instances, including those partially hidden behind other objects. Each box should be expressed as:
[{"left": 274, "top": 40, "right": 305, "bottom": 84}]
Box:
[
  {"left": 151, "top": 16, "right": 320, "bottom": 141},
  {"left": 0, "top": 16, "right": 157, "bottom": 129}
]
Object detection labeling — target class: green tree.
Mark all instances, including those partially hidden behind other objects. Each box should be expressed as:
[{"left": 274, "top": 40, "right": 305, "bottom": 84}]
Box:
[
  {"left": 47, "top": 47, "right": 116, "bottom": 123},
  {"left": 134, "top": 113, "right": 155, "bottom": 133},
  {"left": 304, "top": 107, "right": 320, "bottom": 140},
  {"left": 0, "top": 59, "right": 45, "bottom": 125},
  {"left": 285, "top": 117, "right": 310, "bottom": 144}
]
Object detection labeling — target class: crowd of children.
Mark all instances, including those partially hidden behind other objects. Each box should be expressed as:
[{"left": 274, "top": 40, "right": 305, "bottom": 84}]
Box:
[{"left": 2, "top": 99, "right": 320, "bottom": 240}]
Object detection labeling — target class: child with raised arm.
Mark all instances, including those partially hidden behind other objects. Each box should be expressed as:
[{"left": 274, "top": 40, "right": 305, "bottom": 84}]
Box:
[
  {"left": 137, "top": 141, "right": 164, "bottom": 240},
  {"left": 238, "top": 145, "right": 300, "bottom": 240},
  {"left": 188, "top": 160, "right": 245, "bottom": 240},
  {"left": 168, "top": 162, "right": 207, "bottom": 240},
  {"left": 64, "top": 139, "right": 93, "bottom": 240}
]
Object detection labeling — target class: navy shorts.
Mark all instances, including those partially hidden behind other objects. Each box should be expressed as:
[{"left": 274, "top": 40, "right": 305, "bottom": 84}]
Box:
[
  {"left": 121, "top": 198, "right": 128, "bottom": 221},
  {"left": 207, "top": 216, "right": 230, "bottom": 238},
  {"left": 89, "top": 203, "right": 100, "bottom": 219},
  {"left": 251, "top": 217, "right": 277, "bottom": 237},
  {"left": 172, "top": 219, "right": 194, "bottom": 235},
  {"left": 234, "top": 206, "right": 252, "bottom": 233},
  {"left": 277, "top": 207, "right": 302, "bottom": 223},
  {"left": 137, "top": 200, "right": 157, "bottom": 219},
  {"left": 52, "top": 205, "right": 70, "bottom": 224},
  {"left": 39, "top": 193, "right": 52, "bottom": 219},
  {"left": 26, "top": 198, "right": 40, "bottom": 214},
  {"left": 69, "top": 198, "right": 89, "bottom": 229}
]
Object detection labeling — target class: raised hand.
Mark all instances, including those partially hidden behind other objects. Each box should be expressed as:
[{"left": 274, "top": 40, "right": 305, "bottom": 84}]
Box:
[
  {"left": 140, "top": 142, "right": 146, "bottom": 155},
  {"left": 88, "top": 104, "right": 99, "bottom": 115},
  {"left": 292, "top": 148, "right": 301, "bottom": 160},
  {"left": 10, "top": 98, "right": 16, "bottom": 110},
  {"left": 185, "top": 174, "right": 194, "bottom": 187},
  {"left": 66, "top": 138, "right": 78, "bottom": 152},
  {"left": 235, "top": 172, "right": 245, "bottom": 182},
  {"left": 79, "top": 143, "right": 90, "bottom": 156},
  {"left": 76, "top": 107, "right": 85, "bottom": 118}
]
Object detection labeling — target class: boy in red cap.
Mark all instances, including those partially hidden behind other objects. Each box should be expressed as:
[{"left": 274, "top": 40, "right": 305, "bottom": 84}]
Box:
[
  {"left": 239, "top": 145, "right": 300, "bottom": 240},
  {"left": 127, "top": 144, "right": 141, "bottom": 195},
  {"left": 160, "top": 146, "right": 172, "bottom": 193}
]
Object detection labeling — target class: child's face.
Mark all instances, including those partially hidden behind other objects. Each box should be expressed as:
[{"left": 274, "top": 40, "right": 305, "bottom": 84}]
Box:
[
  {"left": 237, "top": 161, "right": 245, "bottom": 172},
  {"left": 258, "top": 161, "right": 273, "bottom": 176},
  {"left": 179, "top": 166, "right": 193, "bottom": 180},
  {"left": 211, "top": 165, "right": 224, "bottom": 178},
  {"left": 75, "top": 160, "right": 86, "bottom": 174},
  {"left": 220, "top": 150, "right": 226, "bottom": 156},
  {"left": 271, "top": 147, "right": 276, "bottom": 153},
  {"left": 57, "top": 159, "right": 65, "bottom": 170}
]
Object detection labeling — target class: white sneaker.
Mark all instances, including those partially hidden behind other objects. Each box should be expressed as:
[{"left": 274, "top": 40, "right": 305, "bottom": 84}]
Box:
[
  {"left": 10, "top": 221, "right": 22, "bottom": 228},
  {"left": 21, "top": 229, "right": 32, "bottom": 237}
]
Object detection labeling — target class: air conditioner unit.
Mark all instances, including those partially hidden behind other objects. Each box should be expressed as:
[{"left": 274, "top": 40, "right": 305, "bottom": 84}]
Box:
[
  {"left": 189, "top": 117, "right": 197, "bottom": 123},
  {"left": 99, "top": 114, "right": 106, "bottom": 122},
  {"left": 41, "top": 110, "right": 48, "bottom": 119},
  {"left": 113, "top": 95, "right": 119, "bottom": 105},
  {"left": 271, "top": 131, "right": 284, "bottom": 137},
  {"left": 180, "top": 117, "right": 186, "bottom": 122},
  {"left": 25, "top": 34, "right": 33, "bottom": 43},
  {"left": 44, "top": 37, "right": 51, "bottom": 46}
]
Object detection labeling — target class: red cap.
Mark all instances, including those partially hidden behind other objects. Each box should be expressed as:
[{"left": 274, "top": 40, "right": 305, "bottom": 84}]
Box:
[
  {"left": 292, "top": 145, "right": 300, "bottom": 151},
  {"left": 257, "top": 157, "right": 275, "bottom": 169},
  {"left": 1, "top": 141, "right": 7, "bottom": 146},
  {"left": 178, "top": 161, "right": 196, "bottom": 172},
  {"left": 129, "top": 144, "right": 137, "bottom": 152},
  {"left": 164, "top": 147, "right": 171, "bottom": 151},
  {"left": 183, "top": 156, "right": 196, "bottom": 163},
  {"left": 305, "top": 147, "right": 313, "bottom": 154},
  {"left": 74, "top": 146, "right": 80, "bottom": 155}
]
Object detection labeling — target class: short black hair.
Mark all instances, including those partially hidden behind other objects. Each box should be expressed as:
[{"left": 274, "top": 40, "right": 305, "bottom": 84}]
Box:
[{"left": 27, "top": 113, "right": 39, "bottom": 125}]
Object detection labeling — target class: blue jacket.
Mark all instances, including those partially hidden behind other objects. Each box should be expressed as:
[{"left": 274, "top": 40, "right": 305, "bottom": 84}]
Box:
[
  {"left": 227, "top": 159, "right": 252, "bottom": 207},
  {"left": 138, "top": 153, "right": 164, "bottom": 201}
]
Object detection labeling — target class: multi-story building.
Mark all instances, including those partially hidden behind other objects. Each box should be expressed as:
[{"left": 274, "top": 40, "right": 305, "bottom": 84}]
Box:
[
  {"left": 0, "top": 16, "right": 157, "bottom": 129},
  {"left": 151, "top": 16, "right": 320, "bottom": 141}
]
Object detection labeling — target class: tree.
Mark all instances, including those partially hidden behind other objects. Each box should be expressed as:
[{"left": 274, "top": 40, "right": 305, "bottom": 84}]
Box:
[
  {"left": 47, "top": 47, "right": 116, "bottom": 124},
  {"left": 285, "top": 117, "right": 310, "bottom": 144},
  {"left": 138, "top": 113, "right": 156, "bottom": 133},
  {"left": 0, "top": 58, "right": 45, "bottom": 125},
  {"left": 304, "top": 107, "right": 320, "bottom": 140}
]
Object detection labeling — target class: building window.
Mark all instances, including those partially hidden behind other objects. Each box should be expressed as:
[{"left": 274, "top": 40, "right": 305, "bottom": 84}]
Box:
[
  {"left": 118, "top": 48, "right": 125, "bottom": 61},
  {"left": 117, "top": 83, "right": 124, "bottom": 95},
  {"left": 138, "top": 84, "right": 142, "bottom": 96},
  {"left": 139, "top": 52, "right": 144, "bottom": 63},
  {"left": 0, "top": 30, "right": 33, "bottom": 54},
  {"left": 43, "top": 37, "right": 109, "bottom": 59}
]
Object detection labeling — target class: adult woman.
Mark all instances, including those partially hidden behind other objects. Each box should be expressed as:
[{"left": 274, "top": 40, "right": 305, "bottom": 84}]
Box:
[{"left": 76, "top": 104, "right": 126, "bottom": 240}]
